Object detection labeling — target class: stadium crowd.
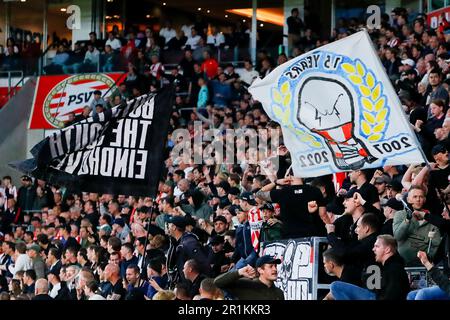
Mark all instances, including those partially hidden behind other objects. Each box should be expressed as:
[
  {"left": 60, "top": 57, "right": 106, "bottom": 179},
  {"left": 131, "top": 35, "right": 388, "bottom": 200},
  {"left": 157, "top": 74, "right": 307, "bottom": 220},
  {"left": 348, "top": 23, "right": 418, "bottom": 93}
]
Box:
[{"left": 0, "top": 7, "right": 450, "bottom": 301}]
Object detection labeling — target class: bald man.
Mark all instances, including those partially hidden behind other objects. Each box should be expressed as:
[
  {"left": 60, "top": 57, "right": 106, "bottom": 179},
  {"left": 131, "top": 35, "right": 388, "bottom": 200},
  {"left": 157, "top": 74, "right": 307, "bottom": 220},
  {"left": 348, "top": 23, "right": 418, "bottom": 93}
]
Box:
[
  {"left": 103, "top": 263, "right": 127, "bottom": 300},
  {"left": 32, "top": 279, "right": 53, "bottom": 300}
]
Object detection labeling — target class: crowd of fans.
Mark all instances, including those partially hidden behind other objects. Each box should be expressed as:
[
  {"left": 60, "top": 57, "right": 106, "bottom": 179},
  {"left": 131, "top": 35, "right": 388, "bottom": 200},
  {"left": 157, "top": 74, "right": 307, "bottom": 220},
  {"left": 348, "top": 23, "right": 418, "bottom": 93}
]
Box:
[{"left": 0, "top": 7, "right": 450, "bottom": 301}]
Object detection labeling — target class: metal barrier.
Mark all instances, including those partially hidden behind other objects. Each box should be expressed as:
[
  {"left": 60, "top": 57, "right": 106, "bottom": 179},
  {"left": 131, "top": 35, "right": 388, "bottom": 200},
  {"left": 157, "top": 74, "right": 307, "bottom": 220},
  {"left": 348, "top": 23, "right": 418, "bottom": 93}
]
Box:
[
  {"left": 0, "top": 70, "right": 25, "bottom": 108},
  {"left": 0, "top": 70, "right": 24, "bottom": 91}
]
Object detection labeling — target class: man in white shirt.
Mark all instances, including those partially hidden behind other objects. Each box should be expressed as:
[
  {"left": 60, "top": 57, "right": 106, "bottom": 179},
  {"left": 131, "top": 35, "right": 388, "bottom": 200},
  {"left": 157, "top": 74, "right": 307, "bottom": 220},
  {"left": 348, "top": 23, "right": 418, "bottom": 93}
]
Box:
[
  {"left": 105, "top": 32, "right": 122, "bottom": 51},
  {"left": 239, "top": 59, "right": 260, "bottom": 86},
  {"left": 181, "top": 23, "right": 194, "bottom": 40},
  {"left": 8, "top": 242, "right": 32, "bottom": 277},
  {"left": 207, "top": 26, "right": 225, "bottom": 47},
  {"left": 184, "top": 27, "right": 201, "bottom": 50},
  {"left": 159, "top": 21, "right": 177, "bottom": 45}
]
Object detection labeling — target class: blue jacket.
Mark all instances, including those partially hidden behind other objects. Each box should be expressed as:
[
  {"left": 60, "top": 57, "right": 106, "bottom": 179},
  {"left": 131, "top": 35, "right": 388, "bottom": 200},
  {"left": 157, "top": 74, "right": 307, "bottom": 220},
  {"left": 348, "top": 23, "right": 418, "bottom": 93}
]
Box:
[
  {"left": 232, "top": 221, "right": 254, "bottom": 262},
  {"left": 197, "top": 85, "right": 209, "bottom": 109}
]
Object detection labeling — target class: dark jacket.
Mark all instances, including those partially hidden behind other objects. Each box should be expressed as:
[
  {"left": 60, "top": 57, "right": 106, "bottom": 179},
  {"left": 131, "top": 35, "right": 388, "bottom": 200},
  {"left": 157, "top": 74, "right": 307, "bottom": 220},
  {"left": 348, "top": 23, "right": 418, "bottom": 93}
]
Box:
[
  {"left": 232, "top": 222, "right": 254, "bottom": 263},
  {"left": 167, "top": 232, "right": 211, "bottom": 286},
  {"left": 49, "top": 260, "right": 62, "bottom": 276},
  {"left": 327, "top": 232, "right": 378, "bottom": 270},
  {"left": 214, "top": 271, "right": 284, "bottom": 300},
  {"left": 17, "top": 185, "right": 36, "bottom": 212},
  {"left": 53, "top": 282, "right": 72, "bottom": 300},
  {"left": 375, "top": 254, "right": 410, "bottom": 300},
  {"left": 260, "top": 221, "right": 283, "bottom": 242}
]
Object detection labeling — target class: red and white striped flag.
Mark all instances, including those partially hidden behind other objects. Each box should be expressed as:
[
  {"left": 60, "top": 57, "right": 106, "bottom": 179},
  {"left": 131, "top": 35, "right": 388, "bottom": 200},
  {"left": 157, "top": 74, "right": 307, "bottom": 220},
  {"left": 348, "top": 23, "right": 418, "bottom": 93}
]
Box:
[{"left": 248, "top": 207, "right": 264, "bottom": 252}]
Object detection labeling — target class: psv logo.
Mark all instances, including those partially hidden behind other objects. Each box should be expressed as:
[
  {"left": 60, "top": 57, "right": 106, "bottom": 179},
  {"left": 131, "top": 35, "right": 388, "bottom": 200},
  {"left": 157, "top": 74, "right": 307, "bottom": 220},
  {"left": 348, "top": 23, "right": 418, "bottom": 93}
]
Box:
[{"left": 43, "top": 74, "right": 115, "bottom": 128}]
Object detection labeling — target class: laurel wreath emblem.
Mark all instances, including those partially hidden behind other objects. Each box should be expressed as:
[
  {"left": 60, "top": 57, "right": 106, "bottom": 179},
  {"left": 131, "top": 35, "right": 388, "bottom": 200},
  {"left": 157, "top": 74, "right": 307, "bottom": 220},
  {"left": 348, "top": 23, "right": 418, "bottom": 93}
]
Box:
[
  {"left": 341, "top": 60, "right": 388, "bottom": 142},
  {"left": 271, "top": 81, "right": 322, "bottom": 148}
]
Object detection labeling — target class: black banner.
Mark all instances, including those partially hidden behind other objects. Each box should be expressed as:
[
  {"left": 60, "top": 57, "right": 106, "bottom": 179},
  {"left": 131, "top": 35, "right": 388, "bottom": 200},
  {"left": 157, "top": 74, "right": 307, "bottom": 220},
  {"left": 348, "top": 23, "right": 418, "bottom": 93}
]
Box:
[{"left": 11, "top": 87, "right": 174, "bottom": 197}]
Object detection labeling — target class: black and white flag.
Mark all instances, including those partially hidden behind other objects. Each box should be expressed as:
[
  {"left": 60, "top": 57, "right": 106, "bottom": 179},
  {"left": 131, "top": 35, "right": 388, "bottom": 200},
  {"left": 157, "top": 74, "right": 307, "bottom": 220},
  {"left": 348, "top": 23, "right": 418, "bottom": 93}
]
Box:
[{"left": 10, "top": 87, "right": 174, "bottom": 197}]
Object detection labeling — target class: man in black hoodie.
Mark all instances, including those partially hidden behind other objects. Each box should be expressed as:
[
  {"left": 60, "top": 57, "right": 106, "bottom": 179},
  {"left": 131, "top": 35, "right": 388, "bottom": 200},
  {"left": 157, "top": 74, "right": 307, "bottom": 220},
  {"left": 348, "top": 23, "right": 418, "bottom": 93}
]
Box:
[
  {"left": 329, "top": 234, "right": 410, "bottom": 300},
  {"left": 326, "top": 212, "right": 380, "bottom": 281}
]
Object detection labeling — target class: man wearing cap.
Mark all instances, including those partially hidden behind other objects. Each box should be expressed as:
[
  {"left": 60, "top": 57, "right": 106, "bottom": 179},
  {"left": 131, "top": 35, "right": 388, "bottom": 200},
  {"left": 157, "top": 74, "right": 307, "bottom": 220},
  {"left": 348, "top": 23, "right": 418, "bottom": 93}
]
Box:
[
  {"left": 231, "top": 193, "right": 259, "bottom": 270},
  {"left": 208, "top": 235, "right": 230, "bottom": 277},
  {"left": 260, "top": 203, "right": 282, "bottom": 242},
  {"left": 256, "top": 176, "right": 327, "bottom": 238},
  {"left": 329, "top": 188, "right": 372, "bottom": 244},
  {"left": 372, "top": 174, "right": 390, "bottom": 206},
  {"left": 27, "top": 243, "right": 46, "bottom": 279},
  {"left": 399, "top": 58, "right": 415, "bottom": 73},
  {"left": 214, "top": 255, "right": 284, "bottom": 300},
  {"left": 381, "top": 198, "right": 403, "bottom": 235},
  {"left": 112, "top": 218, "right": 130, "bottom": 243},
  {"left": 166, "top": 215, "right": 210, "bottom": 287},
  {"left": 212, "top": 215, "right": 229, "bottom": 237}
]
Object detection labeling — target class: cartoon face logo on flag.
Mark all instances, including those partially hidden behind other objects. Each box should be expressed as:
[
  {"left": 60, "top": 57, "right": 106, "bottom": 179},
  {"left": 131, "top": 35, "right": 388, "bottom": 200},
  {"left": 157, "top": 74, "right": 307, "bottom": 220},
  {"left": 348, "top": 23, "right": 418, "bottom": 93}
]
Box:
[{"left": 249, "top": 31, "right": 425, "bottom": 177}]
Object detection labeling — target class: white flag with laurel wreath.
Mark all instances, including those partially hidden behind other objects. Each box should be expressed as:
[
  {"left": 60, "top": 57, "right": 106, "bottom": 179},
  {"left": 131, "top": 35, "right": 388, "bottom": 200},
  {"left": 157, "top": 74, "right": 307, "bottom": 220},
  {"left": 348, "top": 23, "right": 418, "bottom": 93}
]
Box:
[{"left": 249, "top": 30, "right": 426, "bottom": 178}]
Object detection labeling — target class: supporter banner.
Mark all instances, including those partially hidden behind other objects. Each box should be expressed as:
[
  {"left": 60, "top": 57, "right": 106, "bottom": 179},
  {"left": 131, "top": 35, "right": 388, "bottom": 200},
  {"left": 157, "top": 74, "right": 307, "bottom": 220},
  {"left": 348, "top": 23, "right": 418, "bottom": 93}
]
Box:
[
  {"left": 262, "top": 238, "right": 314, "bottom": 300},
  {"left": 427, "top": 7, "right": 450, "bottom": 29},
  {"left": 11, "top": 88, "right": 174, "bottom": 197},
  {"left": 29, "top": 73, "right": 125, "bottom": 129},
  {"left": 249, "top": 31, "right": 426, "bottom": 178}
]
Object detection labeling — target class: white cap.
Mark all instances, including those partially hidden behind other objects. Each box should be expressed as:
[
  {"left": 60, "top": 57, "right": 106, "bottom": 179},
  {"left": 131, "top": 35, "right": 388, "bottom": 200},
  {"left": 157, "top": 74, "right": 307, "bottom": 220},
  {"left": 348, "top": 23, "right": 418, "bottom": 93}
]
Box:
[{"left": 401, "top": 58, "right": 415, "bottom": 67}]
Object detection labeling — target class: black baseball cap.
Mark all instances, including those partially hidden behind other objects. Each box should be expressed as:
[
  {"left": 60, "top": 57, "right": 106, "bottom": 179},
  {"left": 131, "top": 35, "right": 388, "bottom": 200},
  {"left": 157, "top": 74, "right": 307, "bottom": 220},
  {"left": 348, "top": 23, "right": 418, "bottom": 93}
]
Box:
[
  {"left": 383, "top": 198, "right": 404, "bottom": 211},
  {"left": 261, "top": 203, "right": 275, "bottom": 211},
  {"left": 432, "top": 144, "right": 448, "bottom": 155},
  {"left": 344, "top": 188, "right": 358, "bottom": 199},
  {"left": 386, "top": 180, "right": 403, "bottom": 192},
  {"left": 210, "top": 235, "right": 224, "bottom": 245},
  {"left": 239, "top": 192, "right": 257, "bottom": 205},
  {"left": 228, "top": 187, "right": 240, "bottom": 196},
  {"left": 216, "top": 181, "right": 231, "bottom": 193},
  {"left": 228, "top": 205, "right": 242, "bottom": 216},
  {"left": 164, "top": 215, "right": 186, "bottom": 228},
  {"left": 255, "top": 255, "right": 281, "bottom": 268},
  {"left": 113, "top": 218, "right": 125, "bottom": 228},
  {"left": 213, "top": 215, "right": 227, "bottom": 224}
]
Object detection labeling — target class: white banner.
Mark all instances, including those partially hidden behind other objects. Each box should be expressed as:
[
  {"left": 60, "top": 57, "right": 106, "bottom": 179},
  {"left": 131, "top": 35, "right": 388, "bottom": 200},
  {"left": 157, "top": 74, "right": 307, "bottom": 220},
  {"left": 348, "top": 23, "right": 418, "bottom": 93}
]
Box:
[
  {"left": 249, "top": 31, "right": 426, "bottom": 177},
  {"left": 262, "top": 239, "right": 313, "bottom": 300}
]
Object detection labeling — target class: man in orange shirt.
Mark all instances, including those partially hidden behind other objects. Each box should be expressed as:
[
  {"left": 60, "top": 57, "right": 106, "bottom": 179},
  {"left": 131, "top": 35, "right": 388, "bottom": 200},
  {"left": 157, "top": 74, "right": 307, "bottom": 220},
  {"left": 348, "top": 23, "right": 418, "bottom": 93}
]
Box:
[{"left": 200, "top": 50, "right": 218, "bottom": 80}]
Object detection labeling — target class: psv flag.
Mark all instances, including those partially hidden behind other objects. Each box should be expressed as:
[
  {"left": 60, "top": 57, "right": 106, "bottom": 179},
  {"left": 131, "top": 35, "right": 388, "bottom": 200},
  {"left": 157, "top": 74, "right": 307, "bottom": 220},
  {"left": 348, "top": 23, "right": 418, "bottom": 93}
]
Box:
[
  {"left": 249, "top": 30, "right": 426, "bottom": 178},
  {"left": 10, "top": 88, "right": 174, "bottom": 197}
]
